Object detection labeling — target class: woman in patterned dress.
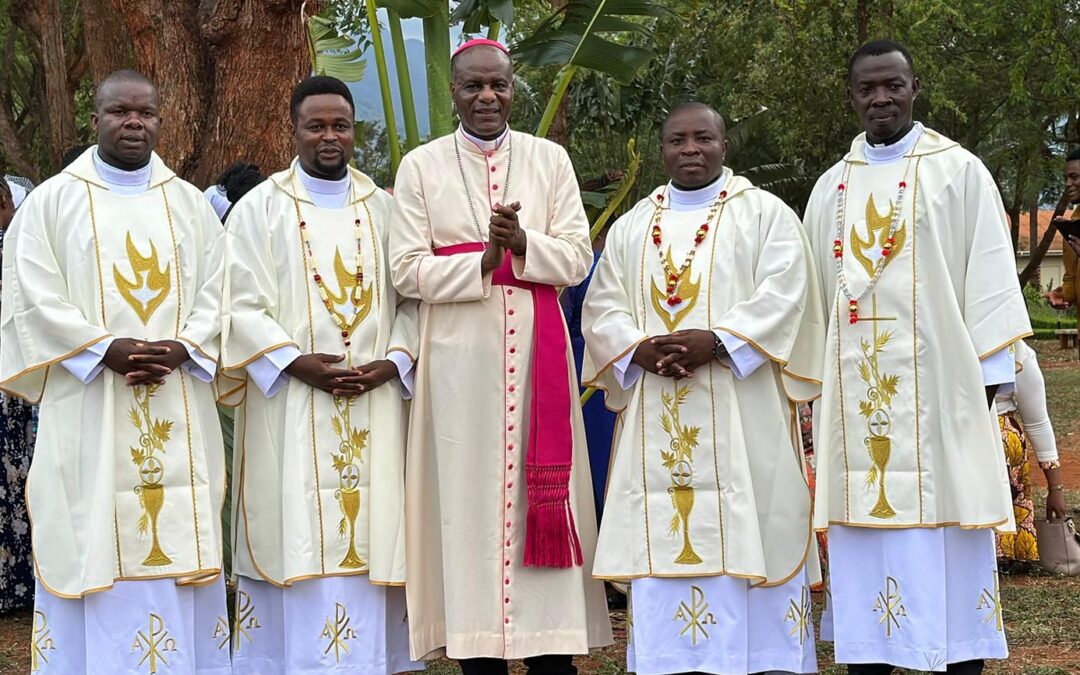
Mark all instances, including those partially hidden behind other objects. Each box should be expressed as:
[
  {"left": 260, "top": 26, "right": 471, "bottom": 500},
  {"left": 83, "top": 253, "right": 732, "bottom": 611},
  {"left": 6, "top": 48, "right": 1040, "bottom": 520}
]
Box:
[
  {"left": 995, "top": 340, "right": 1069, "bottom": 563},
  {"left": 0, "top": 175, "right": 36, "bottom": 613}
]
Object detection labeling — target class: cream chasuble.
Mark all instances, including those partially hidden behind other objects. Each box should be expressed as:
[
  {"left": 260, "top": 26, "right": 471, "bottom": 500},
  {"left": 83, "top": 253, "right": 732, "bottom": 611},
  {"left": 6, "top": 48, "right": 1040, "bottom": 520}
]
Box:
[
  {"left": 389, "top": 128, "right": 612, "bottom": 660},
  {"left": 803, "top": 127, "right": 1031, "bottom": 531},
  {"left": 221, "top": 159, "right": 415, "bottom": 588},
  {"left": 581, "top": 171, "right": 824, "bottom": 586},
  {"left": 0, "top": 148, "right": 225, "bottom": 598}
]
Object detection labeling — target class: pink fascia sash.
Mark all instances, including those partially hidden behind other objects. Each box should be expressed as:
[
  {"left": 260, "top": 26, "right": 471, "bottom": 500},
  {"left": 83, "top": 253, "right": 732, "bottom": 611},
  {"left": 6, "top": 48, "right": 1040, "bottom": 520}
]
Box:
[{"left": 434, "top": 242, "right": 583, "bottom": 568}]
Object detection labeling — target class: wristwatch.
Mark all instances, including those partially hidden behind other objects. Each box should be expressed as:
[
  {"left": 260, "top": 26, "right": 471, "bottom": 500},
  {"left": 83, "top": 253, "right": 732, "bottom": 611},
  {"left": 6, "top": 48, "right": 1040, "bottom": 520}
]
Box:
[{"left": 713, "top": 332, "right": 726, "bottom": 359}]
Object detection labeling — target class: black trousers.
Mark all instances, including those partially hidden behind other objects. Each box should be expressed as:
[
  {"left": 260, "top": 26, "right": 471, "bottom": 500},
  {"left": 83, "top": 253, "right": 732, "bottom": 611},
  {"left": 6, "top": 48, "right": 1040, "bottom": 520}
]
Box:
[
  {"left": 458, "top": 655, "right": 577, "bottom": 675},
  {"left": 847, "top": 660, "right": 984, "bottom": 675}
]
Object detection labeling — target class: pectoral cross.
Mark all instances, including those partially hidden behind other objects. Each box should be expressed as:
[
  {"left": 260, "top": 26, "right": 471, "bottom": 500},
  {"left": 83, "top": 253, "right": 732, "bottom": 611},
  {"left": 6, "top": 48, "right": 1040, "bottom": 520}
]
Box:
[{"left": 861, "top": 294, "right": 895, "bottom": 326}]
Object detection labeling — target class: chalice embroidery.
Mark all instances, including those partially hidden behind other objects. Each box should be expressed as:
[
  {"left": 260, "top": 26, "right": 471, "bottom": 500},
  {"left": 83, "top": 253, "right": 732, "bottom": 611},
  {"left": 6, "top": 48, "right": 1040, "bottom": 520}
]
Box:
[
  {"left": 129, "top": 384, "right": 173, "bottom": 566},
  {"left": 330, "top": 396, "right": 368, "bottom": 569},
  {"left": 660, "top": 383, "right": 703, "bottom": 564}
]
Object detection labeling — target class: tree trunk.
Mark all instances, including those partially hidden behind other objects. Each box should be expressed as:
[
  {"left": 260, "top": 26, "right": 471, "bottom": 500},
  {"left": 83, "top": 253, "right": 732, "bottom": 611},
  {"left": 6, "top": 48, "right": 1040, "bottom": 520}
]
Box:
[
  {"left": 1026, "top": 193, "right": 1039, "bottom": 287},
  {"left": 1018, "top": 192, "right": 1071, "bottom": 287},
  {"left": 547, "top": 0, "right": 570, "bottom": 147},
  {"left": 11, "top": 0, "right": 76, "bottom": 172},
  {"left": 104, "top": 0, "right": 309, "bottom": 186},
  {"left": 81, "top": 0, "right": 132, "bottom": 82},
  {"left": 193, "top": 0, "right": 309, "bottom": 186}
]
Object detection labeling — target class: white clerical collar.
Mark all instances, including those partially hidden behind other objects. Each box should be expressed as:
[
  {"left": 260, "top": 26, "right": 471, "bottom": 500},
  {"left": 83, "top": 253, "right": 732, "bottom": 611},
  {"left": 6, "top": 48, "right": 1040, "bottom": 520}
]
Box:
[
  {"left": 460, "top": 125, "right": 509, "bottom": 152},
  {"left": 93, "top": 150, "right": 152, "bottom": 195},
  {"left": 297, "top": 163, "right": 350, "bottom": 209},
  {"left": 667, "top": 172, "right": 729, "bottom": 212},
  {"left": 864, "top": 122, "right": 924, "bottom": 165}
]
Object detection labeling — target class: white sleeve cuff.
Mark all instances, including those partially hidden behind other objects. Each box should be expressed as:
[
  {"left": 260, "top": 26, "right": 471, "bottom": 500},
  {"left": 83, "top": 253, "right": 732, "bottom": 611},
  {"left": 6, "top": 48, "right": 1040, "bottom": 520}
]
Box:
[
  {"left": 180, "top": 343, "right": 216, "bottom": 383},
  {"left": 247, "top": 345, "right": 302, "bottom": 398},
  {"left": 61, "top": 337, "right": 115, "bottom": 383},
  {"left": 980, "top": 347, "right": 1015, "bottom": 387},
  {"left": 613, "top": 349, "right": 644, "bottom": 390},
  {"left": 715, "top": 331, "right": 768, "bottom": 380},
  {"left": 386, "top": 351, "right": 415, "bottom": 400}
]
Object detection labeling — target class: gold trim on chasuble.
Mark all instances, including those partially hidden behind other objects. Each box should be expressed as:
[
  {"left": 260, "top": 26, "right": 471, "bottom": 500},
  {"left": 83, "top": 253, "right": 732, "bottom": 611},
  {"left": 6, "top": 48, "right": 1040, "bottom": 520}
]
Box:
[
  {"left": 850, "top": 189, "right": 908, "bottom": 520},
  {"left": 293, "top": 192, "right": 376, "bottom": 573}
]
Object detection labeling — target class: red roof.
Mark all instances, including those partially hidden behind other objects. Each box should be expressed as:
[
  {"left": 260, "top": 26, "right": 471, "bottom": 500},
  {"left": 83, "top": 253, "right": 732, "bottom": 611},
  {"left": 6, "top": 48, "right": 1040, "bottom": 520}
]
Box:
[{"left": 1016, "top": 210, "right": 1063, "bottom": 253}]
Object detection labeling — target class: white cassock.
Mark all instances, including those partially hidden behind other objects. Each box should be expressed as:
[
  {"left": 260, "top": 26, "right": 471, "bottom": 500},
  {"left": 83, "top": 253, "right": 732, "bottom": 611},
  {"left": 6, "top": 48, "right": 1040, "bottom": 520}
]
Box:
[
  {"left": 581, "top": 170, "right": 825, "bottom": 675},
  {"left": 1, "top": 147, "right": 229, "bottom": 673},
  {"left": 389, "top": 126, "right": 613, "bottom": 660},
  {"left": 804, "top": 124, "right": 1030, "bottom": 670},
  {"left": 221, "top": 159, "right": 420, "bottom": 675}
]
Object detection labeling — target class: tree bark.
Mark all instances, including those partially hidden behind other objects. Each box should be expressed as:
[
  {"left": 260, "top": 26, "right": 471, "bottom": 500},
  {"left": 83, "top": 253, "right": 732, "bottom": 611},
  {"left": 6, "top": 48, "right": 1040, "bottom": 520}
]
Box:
[
  {"left": 1019, "top": 192, "right": 1070, "bottom": 287},
  {"left": 81, "top": 0, "right": 132, "bottom": 83},
  {"left": 12, "top": 0, "right": 76, "bottom": 171},
  {"left": 105, "top": 0, "right": 309, "bottom": 185},
  {"left": 192, "top": 0, "right": 309, "bottom": 186}
]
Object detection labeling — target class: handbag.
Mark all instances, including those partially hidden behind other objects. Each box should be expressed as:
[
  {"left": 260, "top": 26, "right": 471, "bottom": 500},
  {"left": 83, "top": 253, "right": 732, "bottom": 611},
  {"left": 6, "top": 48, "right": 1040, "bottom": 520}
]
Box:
[{"left": 1035, "top": 517, "right": 1080, "bottom": 576}]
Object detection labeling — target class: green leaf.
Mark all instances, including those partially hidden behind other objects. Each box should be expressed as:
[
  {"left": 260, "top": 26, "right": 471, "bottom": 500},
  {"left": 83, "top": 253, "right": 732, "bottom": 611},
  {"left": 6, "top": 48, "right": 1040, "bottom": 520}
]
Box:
[
  {"left": 309, "top": 16, "right": 368, "bottom": 83},
  {"left": 379, "top": 0, "right": 442, "bottom": 19},
  {"left": 513, "top": 0, "right": 673, "bottom": 84},
  {"left": 580, "top": 190, "right": 609, "bottom": 209}
]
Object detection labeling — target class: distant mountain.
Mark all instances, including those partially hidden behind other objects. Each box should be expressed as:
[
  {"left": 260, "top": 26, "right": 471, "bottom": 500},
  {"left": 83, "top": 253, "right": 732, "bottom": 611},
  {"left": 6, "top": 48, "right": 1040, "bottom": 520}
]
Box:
[{"left": 349, "top": 34, "right": 431, "bottom": 136}]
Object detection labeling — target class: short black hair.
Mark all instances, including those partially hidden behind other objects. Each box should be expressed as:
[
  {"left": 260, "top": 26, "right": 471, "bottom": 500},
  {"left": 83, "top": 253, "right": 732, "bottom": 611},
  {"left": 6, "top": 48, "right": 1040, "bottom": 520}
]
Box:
[
  {"left": 848, "top": 40, "right": 915, "bottom": 80},
  {"left": 95, "top": 69, "right": 158, "bottom": 112},
  {"left": 289, "top": 76, "right": 355, "bottom": 124},
  {"left": 661, "top": 102, "right": 726, "bottom": 138},
  {"left": 220, "top": 163, "right": 265, "bottom": 204},
  {"left": 61, "top": 144, "right": 93, "bottom": 169},
  {"left": 1067, "top": 147, "right": 1080, "bottom": 163}
]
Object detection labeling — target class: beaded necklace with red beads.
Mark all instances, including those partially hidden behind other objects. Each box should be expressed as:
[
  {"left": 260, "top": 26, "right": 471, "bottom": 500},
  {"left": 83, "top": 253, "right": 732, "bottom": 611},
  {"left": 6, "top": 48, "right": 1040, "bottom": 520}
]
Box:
[
  {"left": 832, "top": 137, "right": 919, "bottom": 324},
  {"left": 291, "top": 174, "right": 367, "bottom": 350},
  {"left": 650, "top": 185, "right": 727, "bottom": 306}
]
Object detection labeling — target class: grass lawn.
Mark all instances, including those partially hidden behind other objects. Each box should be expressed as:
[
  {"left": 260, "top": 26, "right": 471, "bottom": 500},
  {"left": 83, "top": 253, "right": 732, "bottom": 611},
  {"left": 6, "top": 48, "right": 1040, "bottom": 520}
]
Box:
[{"left": 0, "top": 340, "right": 1077, "bottom": 674}]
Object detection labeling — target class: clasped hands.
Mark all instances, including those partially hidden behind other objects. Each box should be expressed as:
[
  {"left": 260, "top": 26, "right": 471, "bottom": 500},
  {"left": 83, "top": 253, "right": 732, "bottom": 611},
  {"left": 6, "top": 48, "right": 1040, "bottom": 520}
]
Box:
[
  {"left": 104, "top": 337, "right": 189, "bottom": 387},
  {"left": 481, "top": 202, "right": 525, "bottom": 275},
  {"left": 632, "top": 329, "right": 722, "bottom": 379},
  {"left": 285, "top": 354, "right": 397, "bottom": 398}
]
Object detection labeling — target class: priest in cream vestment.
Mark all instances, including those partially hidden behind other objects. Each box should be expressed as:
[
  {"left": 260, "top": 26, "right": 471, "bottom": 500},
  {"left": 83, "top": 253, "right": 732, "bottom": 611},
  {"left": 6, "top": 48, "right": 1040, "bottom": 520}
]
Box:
[
  {"left": 221, "top": 77, "right": 420, "bottom": 675},
  {"left": 806, "top": 43, "right": 1030, "bottom": 674},
  {"left": 0, "top": 71, "right": 229, "bottom": 674},
  {"left": 582, "top": 103, "right": 823, "bottom": 675},
  {"left": 388, "top": 40, "right": 612, "bottom": 672}
]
